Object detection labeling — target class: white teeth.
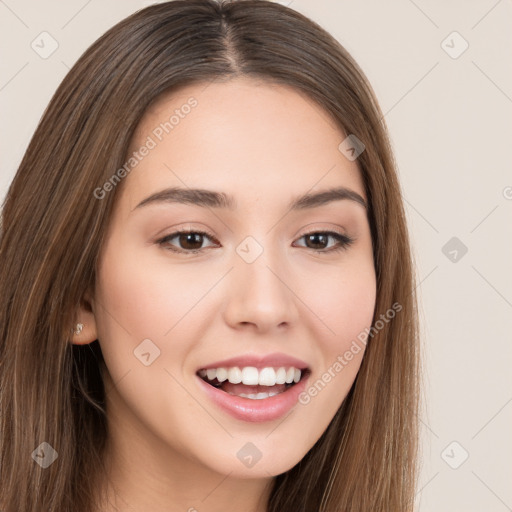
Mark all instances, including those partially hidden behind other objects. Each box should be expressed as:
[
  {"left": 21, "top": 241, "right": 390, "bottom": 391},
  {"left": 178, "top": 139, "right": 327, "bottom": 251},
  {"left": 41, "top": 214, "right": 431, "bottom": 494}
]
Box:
[
  {"left": 215, "top": 367, "right": 228, "bottom": 382},
  {"left": 275, "top": 367, "right": 286, "bottom": 384},
  {"left": 199, "top": 365, "right": 304, "bottom": 386},
  {"left": 258, "top": 367, "right": 276, "bottom": 386},
  {"left": 285, "top": 367, "right": 295, "bottom": 384},
  {"left": 241, "top": 367, "right": 259, "bottom": 385},
  {"left": 227, "top": 367, "right": 242, "bottom": 384}
]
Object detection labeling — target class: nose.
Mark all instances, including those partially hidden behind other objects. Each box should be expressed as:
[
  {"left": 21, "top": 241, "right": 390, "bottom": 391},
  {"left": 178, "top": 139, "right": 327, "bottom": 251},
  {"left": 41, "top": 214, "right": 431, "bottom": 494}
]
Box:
[{"left": 222, "top": 248, "right": 299, "bottom": 333}]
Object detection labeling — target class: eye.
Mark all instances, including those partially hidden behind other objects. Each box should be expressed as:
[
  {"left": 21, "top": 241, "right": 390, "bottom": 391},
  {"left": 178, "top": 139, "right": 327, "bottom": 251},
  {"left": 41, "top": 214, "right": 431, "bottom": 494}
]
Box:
[
  {"left": 157, "top": 228, "right": 354, "bottom": 255},
  {"left": 293, "top": 231, "right": 354, "bottom": 253},
  {"left": 157, "top": 229, "right": 219, "bottom": 254}
]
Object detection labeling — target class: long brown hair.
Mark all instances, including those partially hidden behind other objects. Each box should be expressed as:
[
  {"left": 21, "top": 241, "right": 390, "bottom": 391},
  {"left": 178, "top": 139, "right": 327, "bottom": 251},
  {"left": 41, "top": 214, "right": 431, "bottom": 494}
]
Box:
[{"left": 0, "top": 1, "right": 420, "bottom": 510}]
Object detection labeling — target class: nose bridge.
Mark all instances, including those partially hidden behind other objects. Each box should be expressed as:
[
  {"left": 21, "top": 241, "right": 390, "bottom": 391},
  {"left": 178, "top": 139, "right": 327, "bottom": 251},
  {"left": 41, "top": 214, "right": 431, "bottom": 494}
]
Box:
[{"left": 223, "top": 233, "right": 297, "bottom": 330}]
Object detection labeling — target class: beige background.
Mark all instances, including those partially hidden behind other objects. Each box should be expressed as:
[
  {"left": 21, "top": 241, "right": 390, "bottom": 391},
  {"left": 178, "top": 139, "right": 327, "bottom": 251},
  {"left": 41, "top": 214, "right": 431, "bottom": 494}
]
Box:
[{"left": 1, "top": 1, "right": 511, "bottom": 510}]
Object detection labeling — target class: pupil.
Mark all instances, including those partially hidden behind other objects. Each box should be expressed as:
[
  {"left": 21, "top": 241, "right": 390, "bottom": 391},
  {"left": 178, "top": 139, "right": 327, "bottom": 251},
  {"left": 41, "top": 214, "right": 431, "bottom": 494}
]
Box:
[
  {"left": 181, "top": 233, "right": 202, "bottom": 250},
  {"left": 307, "top": 233, "right": 327, "bottom": 249}
]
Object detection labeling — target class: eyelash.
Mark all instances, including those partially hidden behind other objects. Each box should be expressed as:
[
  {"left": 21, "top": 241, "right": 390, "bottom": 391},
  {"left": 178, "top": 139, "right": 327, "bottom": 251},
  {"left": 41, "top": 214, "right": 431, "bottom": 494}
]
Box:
[{"left": 156, "top": 228, "right": 354, "bottom": 255}]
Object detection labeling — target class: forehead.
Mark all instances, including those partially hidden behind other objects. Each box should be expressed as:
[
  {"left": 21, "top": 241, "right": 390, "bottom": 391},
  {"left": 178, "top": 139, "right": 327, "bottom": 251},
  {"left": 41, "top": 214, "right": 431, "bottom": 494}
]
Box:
[{"left": 122, "top": 76, "right": 367, "bottom": 211}]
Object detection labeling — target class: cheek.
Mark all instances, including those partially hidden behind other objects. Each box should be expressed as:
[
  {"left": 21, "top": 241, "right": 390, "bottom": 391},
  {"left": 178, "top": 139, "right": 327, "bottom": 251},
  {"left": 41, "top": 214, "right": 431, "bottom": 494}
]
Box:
[
  {"left": 285, "top": 261, "right": 376, "bottom": 447},
  {"left": 307, "top": 261, "right": 377, "bottom": 346},
  {"left": 301, "top": 259, "right": 376, "bottom": 394},
  {"left": 93, "top": 244, "right": 208, "bottom": 426},
  {"left": 94, "top": 244, "right": 209, "bottom": 344}
]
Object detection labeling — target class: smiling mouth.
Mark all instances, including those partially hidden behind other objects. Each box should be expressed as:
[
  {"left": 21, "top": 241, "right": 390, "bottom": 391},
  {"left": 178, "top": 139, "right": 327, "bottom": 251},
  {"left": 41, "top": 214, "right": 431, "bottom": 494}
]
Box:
[{"left": 196, "top": 367, "right": 311, "bottom": 399}]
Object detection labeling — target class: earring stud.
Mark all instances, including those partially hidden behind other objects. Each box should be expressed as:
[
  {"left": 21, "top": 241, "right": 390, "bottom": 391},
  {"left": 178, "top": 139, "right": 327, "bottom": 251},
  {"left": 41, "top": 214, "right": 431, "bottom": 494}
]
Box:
[{"left": 73, "top": 323, "right": 84, "bottom": 335}]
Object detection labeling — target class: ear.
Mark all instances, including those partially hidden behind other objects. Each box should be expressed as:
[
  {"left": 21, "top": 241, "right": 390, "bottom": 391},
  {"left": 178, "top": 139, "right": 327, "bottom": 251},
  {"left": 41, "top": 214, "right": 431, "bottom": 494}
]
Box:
[{"left": 70, "top": 287, "right": 99, "bottom": 345}]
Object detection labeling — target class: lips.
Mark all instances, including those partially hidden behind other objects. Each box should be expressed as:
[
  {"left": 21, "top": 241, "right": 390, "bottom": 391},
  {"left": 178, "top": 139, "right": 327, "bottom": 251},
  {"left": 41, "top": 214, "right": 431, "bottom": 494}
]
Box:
[
  {"left": 194, "top": 352, "right": 312, "bottom": 421},
  {"left": 196, "top": 366, "right": 311, "bottom": 422},
  {"left": 196, "top": 352, "right": 310, "bottom": 372}
]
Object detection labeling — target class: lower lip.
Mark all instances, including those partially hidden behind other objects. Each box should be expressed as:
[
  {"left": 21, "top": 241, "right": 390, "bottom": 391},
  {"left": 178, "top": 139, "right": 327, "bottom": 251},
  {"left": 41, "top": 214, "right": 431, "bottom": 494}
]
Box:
[{"left": 196, "top": 372, "right": 310, "bottom": 423}]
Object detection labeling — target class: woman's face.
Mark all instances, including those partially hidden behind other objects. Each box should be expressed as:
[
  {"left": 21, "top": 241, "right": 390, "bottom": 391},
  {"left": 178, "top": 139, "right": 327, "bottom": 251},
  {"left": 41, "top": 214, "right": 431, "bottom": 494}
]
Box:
[{"left": 89, "top": 76, "right": 376, "bottom": 479}]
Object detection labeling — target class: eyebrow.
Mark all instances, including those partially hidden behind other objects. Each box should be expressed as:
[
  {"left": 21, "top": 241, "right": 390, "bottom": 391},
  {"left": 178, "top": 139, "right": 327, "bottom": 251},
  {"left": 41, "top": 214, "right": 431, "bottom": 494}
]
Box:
[{"left": 133, "top": 186, "right": 367, "bottom": 212}]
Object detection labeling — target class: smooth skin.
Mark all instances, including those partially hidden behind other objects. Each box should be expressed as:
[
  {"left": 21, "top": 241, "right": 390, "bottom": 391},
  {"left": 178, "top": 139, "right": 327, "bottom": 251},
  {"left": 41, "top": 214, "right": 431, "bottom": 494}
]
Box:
[{"left": 73, "top": 76, "right": 377, "bottom": 512}]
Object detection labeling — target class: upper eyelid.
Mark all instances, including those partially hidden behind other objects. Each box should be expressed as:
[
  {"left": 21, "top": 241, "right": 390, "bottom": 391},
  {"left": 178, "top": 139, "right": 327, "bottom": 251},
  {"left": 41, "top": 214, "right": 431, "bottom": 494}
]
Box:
[{"left": 158, "top": 227, "right": 348, "bottom": 240}]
